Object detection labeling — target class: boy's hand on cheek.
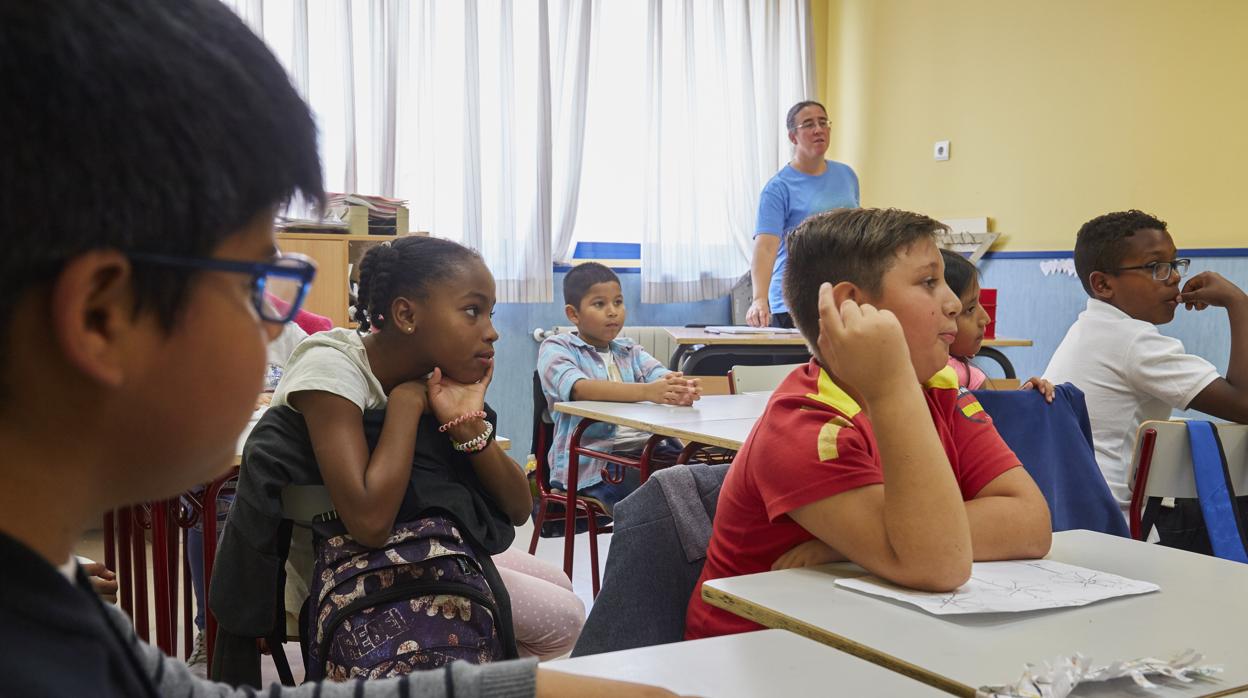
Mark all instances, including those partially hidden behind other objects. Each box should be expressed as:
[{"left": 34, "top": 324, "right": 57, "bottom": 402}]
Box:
[
  {"left": 816, "top": 283, "right": 913, "bottom": 402},
  {"left": 1180, "top": 271, "right": 1248, "bottom": 310}
]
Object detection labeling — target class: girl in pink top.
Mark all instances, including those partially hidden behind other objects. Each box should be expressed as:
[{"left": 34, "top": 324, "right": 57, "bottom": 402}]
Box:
[{"left": 941, "top": 250, "right": 1054, "bottom": 400}]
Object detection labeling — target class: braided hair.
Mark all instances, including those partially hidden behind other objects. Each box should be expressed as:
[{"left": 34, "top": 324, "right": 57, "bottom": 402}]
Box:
[{"left": 353, "top": 236, "right": 482, "bottom": 332}]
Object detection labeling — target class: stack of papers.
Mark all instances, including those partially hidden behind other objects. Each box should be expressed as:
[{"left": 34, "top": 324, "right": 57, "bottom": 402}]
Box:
[{"left": 328, "top": 193, "right": 407, "bottom": 224}]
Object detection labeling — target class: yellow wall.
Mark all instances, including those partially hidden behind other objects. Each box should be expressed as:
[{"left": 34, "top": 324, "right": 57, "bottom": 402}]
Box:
[{"left": 814, "top": 0, "right": 1248, "bottom": 250}]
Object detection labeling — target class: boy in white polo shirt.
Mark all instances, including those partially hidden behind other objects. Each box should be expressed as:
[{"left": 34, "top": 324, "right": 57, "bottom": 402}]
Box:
[{"left": 1045, "top": 210, "right": 1248, "bottom": 548}]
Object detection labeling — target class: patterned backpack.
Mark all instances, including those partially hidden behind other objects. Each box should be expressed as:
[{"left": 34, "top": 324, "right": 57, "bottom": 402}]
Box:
[{"left": 306, "top": 516, "right": 508, "bottom": 681}]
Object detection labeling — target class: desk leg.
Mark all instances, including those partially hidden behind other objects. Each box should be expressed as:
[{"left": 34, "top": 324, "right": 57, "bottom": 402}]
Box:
[
  {"left": 975, "top": 347, "right": 1016, "bottom": 379},
  {"left": 563, "top": 419, "right": 593, "bottom": 583}
]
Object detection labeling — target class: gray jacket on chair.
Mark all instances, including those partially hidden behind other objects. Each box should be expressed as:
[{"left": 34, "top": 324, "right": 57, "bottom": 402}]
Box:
[{"left": 571, "top": 463, "right": 730, "bottom": 657}]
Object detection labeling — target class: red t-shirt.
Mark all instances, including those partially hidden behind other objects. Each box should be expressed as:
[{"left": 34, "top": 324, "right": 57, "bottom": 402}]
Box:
[{"left": 684, "top": 359, "right": 1021, "bottom": 639}]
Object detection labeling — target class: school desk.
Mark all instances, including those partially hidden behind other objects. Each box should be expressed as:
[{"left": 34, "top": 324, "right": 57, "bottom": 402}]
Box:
[
  {"left": 702, "top": 530, "right": 1248, "bottom": 696},
  {"left": 547, "top": 629, "right": 944, "bottom": 697},
  {"left": 550, "top": 393, "right": 768, "bottom": 583},
  {"left": 663, "top": 326, "right": 1033, "bottom": 378}
]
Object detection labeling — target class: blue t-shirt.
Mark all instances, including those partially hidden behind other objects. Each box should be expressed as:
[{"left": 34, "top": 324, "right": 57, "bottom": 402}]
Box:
[{"left": 755, "top": 160, "right": 859, "bottom": 314}]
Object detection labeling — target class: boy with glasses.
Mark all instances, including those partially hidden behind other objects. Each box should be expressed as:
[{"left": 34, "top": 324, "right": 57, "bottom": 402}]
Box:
[
  {"left": 0, "top": 1, "right": 675, "bottom": 696},
  {"left": 1045, "top": 211, "right": 1248, "bottom": 546}
]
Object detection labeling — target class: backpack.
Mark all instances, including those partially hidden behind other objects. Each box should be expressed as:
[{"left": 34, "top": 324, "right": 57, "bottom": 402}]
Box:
[{"left": 306, "top": 516, "right": 507, "bottom": 681}]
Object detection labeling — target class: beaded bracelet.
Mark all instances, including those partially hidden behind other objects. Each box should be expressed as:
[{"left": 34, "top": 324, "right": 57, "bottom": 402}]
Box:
[
  {"left": 451, "top": 420, "right": 495, "bottom": 453},
  {"left": 439, "top": 410, "right": 487, "bottom": 433}
]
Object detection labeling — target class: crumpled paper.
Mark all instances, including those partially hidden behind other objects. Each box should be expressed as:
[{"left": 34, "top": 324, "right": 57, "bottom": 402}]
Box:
[{"left": 976, "top": 650, "right": 1222, "bottom": 698}]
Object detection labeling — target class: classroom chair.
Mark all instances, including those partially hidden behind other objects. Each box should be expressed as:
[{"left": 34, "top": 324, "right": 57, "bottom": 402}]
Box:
[
  {"left": 528, "top": 371, "right": 614, "bottom": 597},
  {"left": 102, "top": 475, "right": 238, "bottom": 664},
  {"left": 974, "top": 383, "right": 1128, "bottom": 536},
  {"left": 727, "top": 363, "right": 803, "bottom": 394},
  {"left": 571, "top": 462, "right": 730, "bottom": 657},
  {"left": 1128, "top": 419, "right": 1248, "bottom": 561}
]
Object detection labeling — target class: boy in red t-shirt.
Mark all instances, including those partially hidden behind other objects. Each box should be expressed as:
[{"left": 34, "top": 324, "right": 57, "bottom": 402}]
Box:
[{"left": 686, "top": 208, "right": 1053, "bottom": 639}]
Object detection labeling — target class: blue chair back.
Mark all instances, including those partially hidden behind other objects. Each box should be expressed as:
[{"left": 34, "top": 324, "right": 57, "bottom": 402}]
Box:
[{"left": 974, "top": 383, "right": 1129, "bottom": 537}]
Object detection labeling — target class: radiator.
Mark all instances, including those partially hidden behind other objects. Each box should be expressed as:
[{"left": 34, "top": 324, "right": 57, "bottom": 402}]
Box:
[{"left": 533, "top": 325, "right": 676, "bottom": 367}]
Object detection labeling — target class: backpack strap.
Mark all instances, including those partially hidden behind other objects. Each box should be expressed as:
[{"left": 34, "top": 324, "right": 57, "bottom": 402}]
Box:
[
  {"left": 268, "top": 518, "right": 296, "bottom": 686},
  {"left": 654, "top": 466, "right": 712, "bottom": 564},
  {"left": 1187, "top": 420, "right": 1248, "bottom": 563}
]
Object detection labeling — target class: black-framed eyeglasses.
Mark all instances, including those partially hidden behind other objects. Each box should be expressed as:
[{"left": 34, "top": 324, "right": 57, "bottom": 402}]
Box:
[
  {"left": 128, "top": 252, "right": 317, "bottom": 324},
  {"left": 1110, "top": 258, "right": 1190, "bottom": 281}
]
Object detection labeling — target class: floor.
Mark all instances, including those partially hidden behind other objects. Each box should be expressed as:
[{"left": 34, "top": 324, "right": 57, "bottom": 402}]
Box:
[{"left": 75, "top": 516, "right": 612, "bottom": 686}]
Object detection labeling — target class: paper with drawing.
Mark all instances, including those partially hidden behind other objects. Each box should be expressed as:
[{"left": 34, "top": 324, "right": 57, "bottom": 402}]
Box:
[{"left": 835, "top": 560, "right": 1159, "bottom": 615}]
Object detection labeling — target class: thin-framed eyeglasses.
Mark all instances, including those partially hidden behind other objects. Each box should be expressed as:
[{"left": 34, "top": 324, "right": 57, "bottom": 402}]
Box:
[
  {"left": 795, "top": 118, "right": 831, "bottom": 131},
  {"left": 1111, "top": 258, "right": 1190, "bottom": 281},
  {"left": 128, "top": 251, "right": 317, "bottom": 323}
]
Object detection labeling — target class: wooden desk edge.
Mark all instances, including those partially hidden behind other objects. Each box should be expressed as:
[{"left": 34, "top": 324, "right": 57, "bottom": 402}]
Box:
[
  {"left": 700, "top": 585, "right": 1248, "bottom": 698},
  {"left": 700, "top": 585, "right": 973, "bottom": 697}
]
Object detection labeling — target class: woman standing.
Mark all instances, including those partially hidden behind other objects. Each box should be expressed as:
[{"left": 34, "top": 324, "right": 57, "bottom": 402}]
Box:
[{"left": 746, "top": 101, "right": 859, "bottom": 328}]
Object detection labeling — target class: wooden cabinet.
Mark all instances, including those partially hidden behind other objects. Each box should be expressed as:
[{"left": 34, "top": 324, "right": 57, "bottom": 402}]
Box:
[{"left": 277, "top": 232, "right": 401, "bottom": 327}]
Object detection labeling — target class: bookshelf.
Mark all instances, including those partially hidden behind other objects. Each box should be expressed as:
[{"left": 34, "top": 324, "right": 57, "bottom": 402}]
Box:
[{"left": 276, "top": 232, "right": 402, "bottom": 327}]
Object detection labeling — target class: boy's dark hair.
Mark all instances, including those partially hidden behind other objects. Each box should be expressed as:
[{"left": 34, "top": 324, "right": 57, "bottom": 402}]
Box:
[
  {"left": 354, "top": 236, "right": 483, "bottom": 332},
  {"left": 784, "top": 208, "right": 948, "bottom": 348},
  {"left": 941, "top": 249, "right": 979, "bottom": 299},
  {"left": 0, "top": 0, "right": 323, "bottom": 340},
  {"left": 1073, "top": 210, "right": 1169, "bottom": 296},
  {"left": 563, "top": 262, "right": 620, "bottom": 309},
  {"left": 786, "top": 100, "right": 827, "bottom": 131}
]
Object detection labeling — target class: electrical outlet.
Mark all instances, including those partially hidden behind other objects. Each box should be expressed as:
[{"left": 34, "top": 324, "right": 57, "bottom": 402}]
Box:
[{"left": 934, "top": 140, "right": 950, "bottom": 161}]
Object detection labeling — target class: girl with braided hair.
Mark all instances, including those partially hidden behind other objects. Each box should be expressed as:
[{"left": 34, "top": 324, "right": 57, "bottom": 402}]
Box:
[{"left": 271, "top": 236, "right": 585, "bottom": 673}]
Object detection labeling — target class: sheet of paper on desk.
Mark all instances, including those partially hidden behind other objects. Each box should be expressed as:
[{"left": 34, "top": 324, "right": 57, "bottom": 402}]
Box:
[
  {"left": 835, "top": 560, "right": 1159, "bottom": 615},
  {"left": 705, "top": 326, "right": 801, "bottom": 335}
]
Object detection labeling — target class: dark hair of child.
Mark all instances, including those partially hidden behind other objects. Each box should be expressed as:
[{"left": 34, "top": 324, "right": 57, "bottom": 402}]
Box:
[
  {"left": 783, "top": 208, "right": 948, "bottom": 348},
  {"left": 1073, "top": 210, "right": 1168, "bottom": 296},
  {"left": 0, "top": 0, "right": 323, "bottom": 347},
  {"left": 941, "top": 249, "right": 979, "bottom": 298},
  {"left": 562, "top": 262, "right": 620, "bottom": 309},
  {"left": 352, "top": 236, "right": 484, "bottom": 332}
]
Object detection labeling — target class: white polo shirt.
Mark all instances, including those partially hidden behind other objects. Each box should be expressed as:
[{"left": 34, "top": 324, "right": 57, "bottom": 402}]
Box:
[{"left": 1044, "top": 299, "right": 1219, "bottom": 509}]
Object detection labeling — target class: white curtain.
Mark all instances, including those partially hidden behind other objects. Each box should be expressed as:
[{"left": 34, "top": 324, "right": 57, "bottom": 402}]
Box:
[
  {"left": 640, "top": 0, "right": 815, "bottom": 303},
  {"left": 220, "top": 0, "right": 597, "bottom": 303}
]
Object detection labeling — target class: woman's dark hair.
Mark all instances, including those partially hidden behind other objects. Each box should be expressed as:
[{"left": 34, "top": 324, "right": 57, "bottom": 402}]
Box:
[
  {"left": 353, "top": 236, "right": 483, "bottom": 332},
  {"left": 941, "top": 249, "right": 979, "bottom": 298},
  {"left": 786, "top": 100, "right": 827, "bottom": 131}
]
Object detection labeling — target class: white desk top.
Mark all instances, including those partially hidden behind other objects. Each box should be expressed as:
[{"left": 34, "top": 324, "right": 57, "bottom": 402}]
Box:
[
  {"left": 703, "top": 530, "right": 1248, "bottom": 696},
  {"left": 546, "top": 629, "right": 943, "bottom": 697},
  {"left": 552, "top": 393, "right": 769, "bottom": 430},
  {"left": 648, "top": 417, "right": 758, "bottom": 450}
]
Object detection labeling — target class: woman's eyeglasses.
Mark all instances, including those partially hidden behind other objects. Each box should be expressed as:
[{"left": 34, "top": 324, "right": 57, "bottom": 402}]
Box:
[
  {"left": 128, "top": 252, "right": 317, "bottom": 323},
  {"left": 795, "top": 118, "right": 830, "bottom": 131}
]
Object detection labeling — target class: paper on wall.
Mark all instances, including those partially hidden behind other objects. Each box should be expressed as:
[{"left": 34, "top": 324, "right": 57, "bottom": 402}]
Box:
[
  {"left": 1040, "top": 259, "right": 1076, "bottom": 277},
  {"left": 834, "top": 560, "right": 1158, "bottom": 615}
]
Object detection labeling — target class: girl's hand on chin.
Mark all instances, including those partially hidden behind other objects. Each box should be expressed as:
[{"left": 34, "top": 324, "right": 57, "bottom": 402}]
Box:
[{"left": 427, "top": 363, "right": 493, "bottom": 424}]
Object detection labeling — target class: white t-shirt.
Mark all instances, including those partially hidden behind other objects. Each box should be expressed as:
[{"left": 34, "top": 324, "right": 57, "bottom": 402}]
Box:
[
  {"left": 596, "top": 348, "right": 652, "bottom": 451},
  {"left": 263, "top": 321, "right": 309, "bottom": 391},
  {"left": 1044, "top": 299, "right": 1219, "bottom": 508},
  {"left": 271, "top": 327, "right": 388, "bottom": 412}
]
